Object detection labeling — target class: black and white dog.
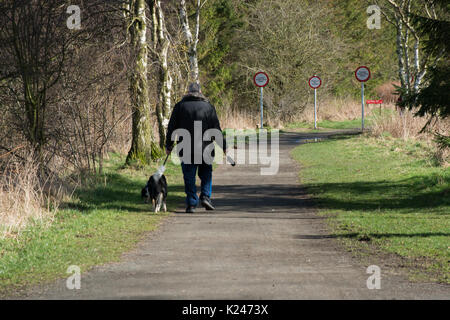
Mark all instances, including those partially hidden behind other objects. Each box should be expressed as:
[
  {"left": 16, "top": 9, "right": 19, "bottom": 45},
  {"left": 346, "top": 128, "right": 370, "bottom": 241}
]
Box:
[{"left": 141, "top": 174, "right": 167, "bottom": 213}]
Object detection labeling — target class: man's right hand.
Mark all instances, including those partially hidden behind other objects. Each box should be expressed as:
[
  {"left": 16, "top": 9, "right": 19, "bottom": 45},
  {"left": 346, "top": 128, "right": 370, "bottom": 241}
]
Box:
[{"left": 165, "top": 148, "right": 171, "bottom": 156}]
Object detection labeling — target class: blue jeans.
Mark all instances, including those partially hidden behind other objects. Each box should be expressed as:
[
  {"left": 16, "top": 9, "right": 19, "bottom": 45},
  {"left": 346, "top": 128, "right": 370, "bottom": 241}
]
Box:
[{"left": 181, "top": 163, "right": 212, "bottom": 207}]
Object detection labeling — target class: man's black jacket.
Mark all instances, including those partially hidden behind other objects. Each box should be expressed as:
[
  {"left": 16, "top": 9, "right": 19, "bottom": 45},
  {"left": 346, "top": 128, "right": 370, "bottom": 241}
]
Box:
[{"left": 166, "top": 94, "right": 226, "bottom": 164}]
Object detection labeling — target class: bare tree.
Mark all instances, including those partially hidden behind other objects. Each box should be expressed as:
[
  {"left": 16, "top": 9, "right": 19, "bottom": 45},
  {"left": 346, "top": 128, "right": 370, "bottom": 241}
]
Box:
[
  {"left": 51, "top": 45, "right": 131, "bottom": 175},
  {"left": 179, "top": 0, "right": 202, "bottom": 84},
  {"left": 0, "top": 0, "right": 134, "bottom": 180},
  {"left": 235, "top": 0, "right": 337, "bottom": 123},
  {"left": 0, "top": 0, "right": 81, "bottom": 174}
]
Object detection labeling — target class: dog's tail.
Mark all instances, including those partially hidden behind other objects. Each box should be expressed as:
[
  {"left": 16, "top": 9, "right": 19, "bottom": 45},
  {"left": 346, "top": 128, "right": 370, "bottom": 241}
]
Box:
[
  {"left": 152, "top": 165, "right": 165, "bottom": 181},
  {"left": 152, "top": 154, "right": 170, "bottom": 182}
]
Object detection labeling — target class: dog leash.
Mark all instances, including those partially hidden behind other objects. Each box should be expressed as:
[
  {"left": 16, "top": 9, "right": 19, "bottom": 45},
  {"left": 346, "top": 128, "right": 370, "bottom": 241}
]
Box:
[{"left": 162, "top": 153, "right": 170, "bottom": 166}]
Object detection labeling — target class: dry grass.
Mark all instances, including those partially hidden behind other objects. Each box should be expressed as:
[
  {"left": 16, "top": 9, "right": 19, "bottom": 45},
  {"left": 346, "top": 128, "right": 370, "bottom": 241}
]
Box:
[
  {"left": 0, "top": 158, "right": 64, "bottom": 239},
  {"left": 370, "top": 104, "right": 450, "bottom": 166},
  {"left": 220, "top": 108, "right": 258, "bottom": 130},
  {"left": 219, "top": 97, "right": 366, "bottom": 129},
  {"left": 434, "top": 146, "right": 450, "bottom": 167},
  {"left": 294, "top": 96, "right": 363, "bottom": 122},
  {"left": 370, "top": 105, "right": 429, "bottom": 140}
]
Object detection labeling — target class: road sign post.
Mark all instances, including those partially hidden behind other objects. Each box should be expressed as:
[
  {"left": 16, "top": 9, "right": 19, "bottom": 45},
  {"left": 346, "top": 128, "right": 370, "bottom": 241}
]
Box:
[
  {"left": 314, "top": 88, "right": 317, "bottom": 129},
  {"left": 355, "top": 66, "right": 371, "bottom": 131},
  {"left": 361, "top": 83, "right": 365, "bottom": 130},
  {"left": 260, "top": 86, "right": 263, "bottom": 129},
  {"left": 253, "top": 72, "right": 269, "bottom": 129},
  {"left": 308, "top": 75, "right": 322, "bottom": 129}
]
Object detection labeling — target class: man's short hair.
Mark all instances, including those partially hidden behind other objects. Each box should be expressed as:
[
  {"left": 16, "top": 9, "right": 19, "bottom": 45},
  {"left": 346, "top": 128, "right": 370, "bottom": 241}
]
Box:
[{"left": 188, "top": 82, "right": 201, "bottom": 93}]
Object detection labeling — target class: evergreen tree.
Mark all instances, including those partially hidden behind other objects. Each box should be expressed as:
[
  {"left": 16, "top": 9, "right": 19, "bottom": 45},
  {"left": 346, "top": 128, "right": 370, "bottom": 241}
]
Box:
[
  {"left": 407, "top": 0, "right": 449, "bottom": 122},
  {"left": 198, "top": 0, "right": 243, "bottom": 107},
  {"left": 403, "top": 0, "right": 450, "bottom": 147}
]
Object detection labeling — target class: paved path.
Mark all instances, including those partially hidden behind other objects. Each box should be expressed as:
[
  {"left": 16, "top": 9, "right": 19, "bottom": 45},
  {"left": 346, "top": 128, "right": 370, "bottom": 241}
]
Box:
[{"left": 27, "top": 131, "right": 449, "bottom": 299}]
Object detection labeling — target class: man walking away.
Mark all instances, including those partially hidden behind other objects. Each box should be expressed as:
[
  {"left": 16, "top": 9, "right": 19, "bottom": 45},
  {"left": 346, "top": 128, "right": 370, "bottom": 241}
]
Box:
[{"left": 165, "top": 83, "right": 226, "bottom": 213}]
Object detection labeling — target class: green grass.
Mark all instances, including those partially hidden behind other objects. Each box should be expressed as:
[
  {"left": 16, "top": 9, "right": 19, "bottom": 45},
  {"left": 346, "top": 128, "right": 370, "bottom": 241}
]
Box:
[
  {"left": 0, "top": 153, "right": 185, "bottom": 295},
  {"left": 285, "top": 118, "right": 368, "bottom": 130},
  {"left": 291, "top": 135, "right": 450, "bottom": 283},
  {"left": 320, "top": 119, "right": 366, "bottom": 129}
]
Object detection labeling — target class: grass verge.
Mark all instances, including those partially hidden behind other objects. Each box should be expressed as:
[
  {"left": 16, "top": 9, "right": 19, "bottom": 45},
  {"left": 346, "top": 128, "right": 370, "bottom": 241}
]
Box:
[
  {"left": 0, "top": 153, "right": 185, "bottom": 296},
  {"left": 285, "top": 118, "right": 369, "bottom": 130},
  {"left": 291, "top": 134, "right": 450, "bottom": 283}
]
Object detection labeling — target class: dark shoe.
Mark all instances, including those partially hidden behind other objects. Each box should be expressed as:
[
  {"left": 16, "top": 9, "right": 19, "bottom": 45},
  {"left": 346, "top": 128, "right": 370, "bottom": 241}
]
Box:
[
  {"left": 186, "top": 206, "right": 195, "bottom": 213},
  {"left": 200, "top": 196, "right": 215, "bottom": 211}
]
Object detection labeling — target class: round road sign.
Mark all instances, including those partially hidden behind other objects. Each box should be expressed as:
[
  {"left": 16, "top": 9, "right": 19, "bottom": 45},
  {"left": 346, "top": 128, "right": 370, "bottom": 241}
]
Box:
[
  {"left": 355, "top": 66, "right": 371, "bottom": 82},
  {"left": 253, "top": 72, "right": 269, "bottom": 87},
  {"left": 308, "top": 76, "right": 322, "bottom": 89}
]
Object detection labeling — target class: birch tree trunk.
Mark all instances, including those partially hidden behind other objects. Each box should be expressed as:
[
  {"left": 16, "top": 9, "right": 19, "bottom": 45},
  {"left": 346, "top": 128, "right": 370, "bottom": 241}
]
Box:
[
  {"left": 126, "top": 0, "right": 155, "bottom": 164},
  {"left": 152, "top": 0, "right": 173, "bottom": 148},
  {"left": 180, "top": 0, "right": 200, "bottom": 84},
  {"left": 395, "top": 15, "right": 407, "bottom": 90},
  {"left": 380, "top": 0, "right": 443, "bottom": 98}
]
